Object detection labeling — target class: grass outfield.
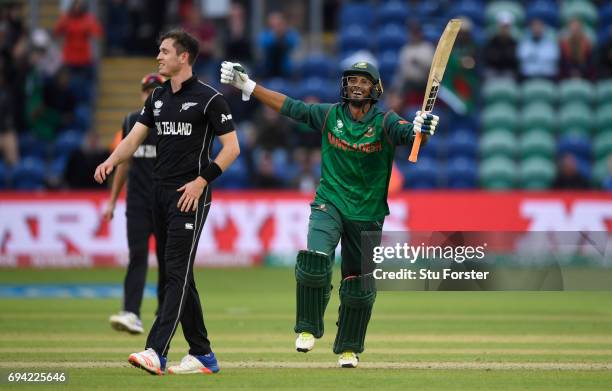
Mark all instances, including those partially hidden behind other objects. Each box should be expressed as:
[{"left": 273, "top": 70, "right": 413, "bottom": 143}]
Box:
[{"left": 1, "top": 267, "right": 611, "bottom": 390}]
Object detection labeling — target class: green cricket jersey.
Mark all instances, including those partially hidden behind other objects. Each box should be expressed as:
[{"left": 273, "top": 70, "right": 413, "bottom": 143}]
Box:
[{"left": 280, "top": 97, "right": 416, "bottom": 221}]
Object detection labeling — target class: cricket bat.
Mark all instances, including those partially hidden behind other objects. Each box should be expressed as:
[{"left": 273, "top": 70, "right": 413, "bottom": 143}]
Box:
[{"left": 409, "top": 19, "right": 462, "bottom": 163}]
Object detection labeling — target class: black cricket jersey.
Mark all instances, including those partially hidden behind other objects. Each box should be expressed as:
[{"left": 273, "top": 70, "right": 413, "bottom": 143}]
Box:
[
  {"left": 123, "top": 111, "right": 156, "bottom": 204},
  {"left": 137, "top": 75, "right": 236, "bottom": 187}
]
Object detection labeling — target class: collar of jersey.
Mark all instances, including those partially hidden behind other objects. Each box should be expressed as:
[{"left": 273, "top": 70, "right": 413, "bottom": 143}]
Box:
[
  {"left": 342, "top": 103, "right": 380, "bottom": 124},
  {"left": 164, "top": 74, "right": 198, "bottom": 94}
]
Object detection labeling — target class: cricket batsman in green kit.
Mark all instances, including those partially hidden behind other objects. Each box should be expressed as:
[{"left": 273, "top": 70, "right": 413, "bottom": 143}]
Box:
[{"left": 220, "top": 60, "right": 438, "bottom": 368}]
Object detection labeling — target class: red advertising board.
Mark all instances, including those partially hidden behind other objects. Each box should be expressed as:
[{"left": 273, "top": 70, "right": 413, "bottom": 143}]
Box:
[{"left": 0, "top": 191, "right": 610, "bottom": 267}]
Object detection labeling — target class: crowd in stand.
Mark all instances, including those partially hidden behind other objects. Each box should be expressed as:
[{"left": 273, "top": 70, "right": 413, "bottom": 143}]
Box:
[{"left": 1, "top": 0, "right": 611, "bottom": 191}]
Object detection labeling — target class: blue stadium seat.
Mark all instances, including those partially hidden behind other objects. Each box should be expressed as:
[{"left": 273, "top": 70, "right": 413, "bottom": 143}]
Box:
[
  {"left": 376, "top": 1, "right": 409, "bottom": 27},
  {"left": 446, "top": 131, "right": 478, "bottom": 160},
  {"left": 215, "top": 155, "right": 249, "bottom": 189},
  {"left": 298, "top": 77, "right": 334, "bottom": 103},
  {"left": 446, "top": 158, "right": 478, "bottom": 189},
  {"left": 338, "top": 26, "right": 370, "bottom": 55},
  {"left": 54, "top": 131, "right": 83, "bottom": 160},
  {"left": 378, "top": 51, "right": 399, "bottom": 83},
  {"left": 12, "top": 157, "right": 46, "bottom": 190},
  {"left": 298, "top": 54, "right": 335, "bottom": 79},
  {"left": 73, "top": 104, "right": 92, "bottom": 132},
  {"left": 419, "top": 134, "right": 445, "bottom": 159},
  {"left": 450, "top": 0, "right": 485, "bottom": 26},
  {"left": 601, "top": 3, "right": 612, "bottom": 29},
  {"left": 339, "top": 3, "right": 375, "bottom": 30},
  {"left": 19, "top": 133, "right": 48, "bottom": 159},
  {"left": 557, "top": 135, "right": 592, "bottom": 161},
  {"left": 376, "top": 24, "right": 408, "bottom": 53},
  {"left": 264, "top": 78, "right": 292, "bottom": 97},
  {"left": 526, "top": 0, "right": 560, "bottom": 27},
  {"left": 403, "top": 157, "right": 439, "bottom": 189}
]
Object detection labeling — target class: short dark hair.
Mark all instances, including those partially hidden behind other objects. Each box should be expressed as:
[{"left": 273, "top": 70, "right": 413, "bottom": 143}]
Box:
[{"left": 158, "top": 29, "right": 199, "bottom": 66}]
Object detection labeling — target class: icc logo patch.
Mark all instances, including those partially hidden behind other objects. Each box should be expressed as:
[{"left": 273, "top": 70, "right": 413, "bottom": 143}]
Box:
[{"left": 153, "top": 100, "right": 163, "bottom": 116}]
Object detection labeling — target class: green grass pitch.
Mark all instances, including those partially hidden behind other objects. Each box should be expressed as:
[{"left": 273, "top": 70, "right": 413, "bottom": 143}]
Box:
[{"left": 1, "top": 267, "right": 611, "bottom": 390}]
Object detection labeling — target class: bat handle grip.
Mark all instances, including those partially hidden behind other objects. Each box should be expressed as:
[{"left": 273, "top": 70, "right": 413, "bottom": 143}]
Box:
[{"left": 408, "top": 132, "right": 423, "bottom": 163}]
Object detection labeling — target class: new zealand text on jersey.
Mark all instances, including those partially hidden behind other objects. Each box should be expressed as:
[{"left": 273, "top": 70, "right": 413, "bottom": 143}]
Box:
[{"left": 156, "top": 121, "right": 193, "bottom": 136}]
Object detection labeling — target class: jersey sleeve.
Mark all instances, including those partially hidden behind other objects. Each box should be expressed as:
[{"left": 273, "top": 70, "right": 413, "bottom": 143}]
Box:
[
  {"left": 206, "top": 94, "right": 236, "bottom": 135},
  {"left": 280, "top": 97, "right": 333, "bottom": 132},
  {"left": 384, "top": 111, "right": 416, "bottom": 146},
  {"left": 137, "top": 91, "right": 156, "bottom": 128}
]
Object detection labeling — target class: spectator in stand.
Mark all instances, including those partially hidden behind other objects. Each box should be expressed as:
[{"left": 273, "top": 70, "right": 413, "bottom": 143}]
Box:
[
  {"left": 517, "top": 18, "right": 559, "bottom": 80},
  {"left": 602, "top": 156, "right": 612, "bottom": 191},
  {"left": 30, "top": 28, "right": 62, "bottom": 78},
  {"left": 598, "top": 26, "right": 612, "bottom": 78},
  {"left": 290, "top": 148, "right": 318, "bottom": 193},
  {"left": 25, "top": 48, "right": 61, "bottom": 141},
  {"left": 253, "top": 150, "right": 284, "bottom": 188},
  {"left": 0, "top": 70, "right": 18, "bottom": 166},
  {"left": 395, "top": 23, "right": 434, "bottom": 106},
  {"left": 258, "top": 11, "right": 299, "bottom": 78},
  {"left": 105, "top": 0, "right": 129, "bottom": 55},
  {"left": 64, "top": 131, "right": 109, "bottom": 189},
  {"left": 552, "top": 153, "right": 590, "bottom": 190},
  {"left": 223, "top": 2, "right": 253, "bottom": 66},
  {"left": 182, "top": 3, "right": 216, "bottom": 80},
  {"left": 54, "top": 0, "right": 103, "bottom": 81},
  {"left": 253, "top": 105, "right": 292, "bottom": 151},
  {"left": 483, "top": 12, "right": 519, "bottom": 80},
  {"left": 44, "top": 67, "right": 77, "bottom": 131},
  {"left": 559, "top": 17, "right": 594, "bottom": 79}
]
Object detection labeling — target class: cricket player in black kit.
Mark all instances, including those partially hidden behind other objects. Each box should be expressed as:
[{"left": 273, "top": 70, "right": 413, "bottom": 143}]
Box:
[
  {"left": 105, "top": 73, "right": 165, "bottom": 335},
  {"left": 94, "top": 29, "right": 240, "bottom": 376}
]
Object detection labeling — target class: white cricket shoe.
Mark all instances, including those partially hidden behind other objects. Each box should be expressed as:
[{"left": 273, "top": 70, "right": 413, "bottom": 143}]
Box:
[
  {"left": 128, "top": 348, "right": 166, "bottom": 375},
  {"left": 338, "top": 351, "right": 359, "bottom": 368},
  {"left": 295, "top": 332, "right": 315, "bottom": 353},
  {"left": 167, "top": 353, "right": 219, "bottom": 374},
  {"left": 109, "top": 311, "right": 144, "bottom": 334}
]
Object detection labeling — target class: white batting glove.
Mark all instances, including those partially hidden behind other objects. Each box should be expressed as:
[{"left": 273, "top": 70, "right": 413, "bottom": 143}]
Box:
[
  {"left": 220, "top": 61, "right": 256, "bottom": 101},
  {"left": 412, "top": 111, "right": 439, "bottom": 136}
]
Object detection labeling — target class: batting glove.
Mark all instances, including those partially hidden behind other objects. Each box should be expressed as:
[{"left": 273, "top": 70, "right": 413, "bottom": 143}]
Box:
[
  {"left": 412, "top": 111, "right": 439, "bottom": 136},
  {"left": 220, "top": 61, "right": 256, "bottom": 101}
]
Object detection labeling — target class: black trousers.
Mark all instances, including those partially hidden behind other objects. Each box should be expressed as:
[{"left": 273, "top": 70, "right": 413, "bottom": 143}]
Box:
[
  {"left": 123, "top": 201, "right": 165, "bottom": 316},
  {"left": 146, "top": 182, "right": 212, "bottom": 357}
]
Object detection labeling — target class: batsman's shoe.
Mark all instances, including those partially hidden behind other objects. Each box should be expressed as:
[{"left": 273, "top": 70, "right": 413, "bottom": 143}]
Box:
[
  {"left": 167, "top": 353, "right": 220, "bottom": 374},
  {"left": 338, "top": 351, "right": 359, "bottom": 368},
  {"left": 128, "top": 348, "right": 166, "bottom": 375},
  {"left": 295, "top": 332, "right": 315, "bottom": 353},
  {"left": 109, "top": 311, "right": 144, "bottom": 334}
]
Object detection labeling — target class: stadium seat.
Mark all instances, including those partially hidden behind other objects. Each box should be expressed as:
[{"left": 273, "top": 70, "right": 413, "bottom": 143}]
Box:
[
  {"left": 376, "top": 24, "right": 407, "bottom": 53},
  {"left": 298, "top": 54, "right": 335, "bottom": 79},
  {"left": 558, "top": 103, "right": 594, "bottom": 136},
  {"left": 561, "top": 0, "right": 598, "bottom": 27},
  {"left": 521, "top": 79, "right": 556, "bottom": 105},
  {"left": 558, "top": 134, "right": 592, "bottom": 161},
  {"left": 378, "top": 51, "right": 399, "bottom": 83},
  {"left": 11, "top": 157, "right": 46, "bottom": 190},
  {"left": 404, "top": 156, "right": 439, "bottom": 189},
  {"left": 376, "top": 1, "right": 409, "bottom": 27},
  {"left": 479, "top": 130, "right": 517, "bottom": 159},
  {"left": 297, "top": 77, "right": 335, "bottom": 103},
  {"left": 519, "top": 157, "right": 556, "bottom": 189},
  {"left": 479, "top": 156, "right": 517, "bottom": 190},
  {"left": 521, "top": 102, "right": 556, "bottom": 133},
  {"left": 338, "top": 26, "right": 370, "bottom": 55},
  {"left": 601, "top": 3, "right": 612, "bottom": 26},
  {"left": 450, "top": 0, "right": 485, "bottom": 26},
  {"left": 485, "top": 1, "right": 525, "bottom": 27},
  {"left": 526, "top": 0, "right": 560, "bottom": 27},
  {"left": 18, "top": 133, "right": 48, "bottom": 160},
  {"left": 559, "top": 79, "right": 595, "bottom": 105},
  {"left": 519, "top": 131, "right": 556, "bottom": 160},
  {"left": 339, "top": 3, "right": 375, "bottom": 29},
  {"left": 446, "top": 130, "right": 478, "bottom": 160},
  {"left": 482, "top": 103, "right": 519, "bottom": 133},
  {"left": 596, "top": 79, "right": 612, "bottom": 105},
  {"left": 418, "top": 134, "right": 445, "bottom": 159},
  {"left": 446, "top": 157, "right": 478, "bottom": 189},
  {"left": 594, "top": 131, "right": 612, "bottom": 161},
  {"left": 596, "top": 104, "right": 612, "bottom": 130},
  {"left": 54, "top": 130, "right": 84, "bottom": 160},
  {"left": 214, "top": 155, "right": 249, "bottom": 189},
  {"left": 482, "top": 78, "right": 519, "bottom": 106}
]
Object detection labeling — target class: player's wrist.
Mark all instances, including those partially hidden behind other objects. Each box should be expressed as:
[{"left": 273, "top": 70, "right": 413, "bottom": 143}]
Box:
[
  {"left": 241, "top": 79, "right": 256, "bottom": 101},
  {"left": 199, "top": 162, "right": 223, "bottom": 184}
]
